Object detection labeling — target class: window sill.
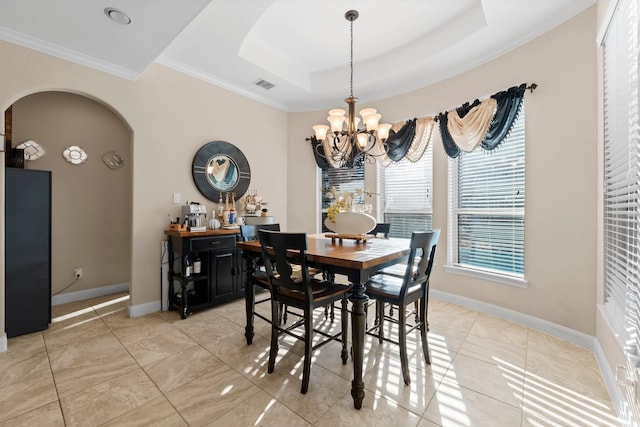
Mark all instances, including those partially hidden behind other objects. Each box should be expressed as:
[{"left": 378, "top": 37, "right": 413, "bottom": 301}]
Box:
[{"left": 444, "top": 264, "right": 528, "bottom": 288}]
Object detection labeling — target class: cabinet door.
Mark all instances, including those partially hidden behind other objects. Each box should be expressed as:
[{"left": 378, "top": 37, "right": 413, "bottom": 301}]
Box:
[{"left": 211, "top": 250, "right": 235, "bottom": 301}]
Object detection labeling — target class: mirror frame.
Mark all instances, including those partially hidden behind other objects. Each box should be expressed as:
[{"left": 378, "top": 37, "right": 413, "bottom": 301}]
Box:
[{"left": 192, "top": 140, "right": 251, "bottom": 201}]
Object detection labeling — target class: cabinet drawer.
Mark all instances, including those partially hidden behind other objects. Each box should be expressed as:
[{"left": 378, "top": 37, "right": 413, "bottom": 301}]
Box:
[{"left": 190, "top": 235, "right": 236, "bottom": 252}]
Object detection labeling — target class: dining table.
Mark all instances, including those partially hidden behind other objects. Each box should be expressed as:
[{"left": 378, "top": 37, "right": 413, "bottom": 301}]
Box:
[{"left": 237, "top": 233, "right": 411, "bottom": 410}]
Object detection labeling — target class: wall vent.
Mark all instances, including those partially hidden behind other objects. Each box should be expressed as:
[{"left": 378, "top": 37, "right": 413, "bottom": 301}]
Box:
[{"left": 253, "top": 79, "right": 275, "bottom": 90}]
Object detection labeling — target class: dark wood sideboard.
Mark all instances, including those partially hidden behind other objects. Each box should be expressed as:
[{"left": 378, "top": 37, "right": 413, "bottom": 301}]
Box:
[{"left": 165, "top": 228, "right": 243, "bottom": 318}]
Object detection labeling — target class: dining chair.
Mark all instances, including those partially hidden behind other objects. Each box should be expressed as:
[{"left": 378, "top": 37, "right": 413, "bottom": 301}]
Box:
[
  {"left": 240, "top": 224, "right": 284, "bottom": 325},
  {"left": 365, "top": 230, "right": 440, "bottom": 385},
  {"left": 371, "top": 222, "right": 391, "bottom": 237},
  {"left": 257, "top": 229, "right": 351, "bottom": 394}
]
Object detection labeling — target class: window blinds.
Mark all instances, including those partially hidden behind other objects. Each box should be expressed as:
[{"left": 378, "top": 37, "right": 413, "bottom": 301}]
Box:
[
  {"left": 452, "top": 110, "right": 525, "bottom": 275},
  {"left": 320, "top": 165, "right": 364, "bottom": 231},
  {"left": 380, "top": 139, "right": 433, "bottom": 238},
  {"left": 603, "top": 0, "right": 640, "bottom": 364}
]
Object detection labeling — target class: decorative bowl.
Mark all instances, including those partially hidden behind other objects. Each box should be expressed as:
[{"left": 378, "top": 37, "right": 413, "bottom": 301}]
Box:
[{"left": 324, "top": 212, "right": 376, "bottom": 235}]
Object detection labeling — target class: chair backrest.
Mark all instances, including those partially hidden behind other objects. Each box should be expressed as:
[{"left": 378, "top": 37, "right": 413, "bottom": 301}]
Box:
[
  {"left": 240, "top": 223, "right": 280, "bottom": 241},
  {"left": 371, "top": 223, "right": 391, "bottom": 237},
  {"left": 399, "top": 230, "right": 440, "bottom": 298},
  {"left": 258, "top": 229, "right": 313, "bottom": 298}
]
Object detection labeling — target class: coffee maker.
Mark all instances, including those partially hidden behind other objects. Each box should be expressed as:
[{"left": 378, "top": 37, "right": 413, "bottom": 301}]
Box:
[{"left": 181, "top": 203, "right": 207, "bottom": 231}]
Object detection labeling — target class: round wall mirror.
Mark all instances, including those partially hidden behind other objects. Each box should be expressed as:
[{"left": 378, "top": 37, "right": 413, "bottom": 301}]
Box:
[{"left": 192, "top": 141, "right": 251, "bottom": 201}]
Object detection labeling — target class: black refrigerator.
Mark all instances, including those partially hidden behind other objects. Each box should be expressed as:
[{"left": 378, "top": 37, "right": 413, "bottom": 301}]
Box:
[{"left": 5, "top": 167, "right": 51, "bottom": 337}]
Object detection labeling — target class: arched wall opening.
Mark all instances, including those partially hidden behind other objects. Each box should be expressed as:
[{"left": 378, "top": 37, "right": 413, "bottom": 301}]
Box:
[{"left": 5, "top": 90, "right": 133, "bottom": 304}]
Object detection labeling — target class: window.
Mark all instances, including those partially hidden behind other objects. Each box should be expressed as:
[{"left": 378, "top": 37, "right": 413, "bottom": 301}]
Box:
[
  {"left": 447, "top": 109, "right": 526, "bottom": 284},
  {"left": 380, "top": 142, "right": 433, "bottom": 238},
  {"left": 319, "top": 164, "right": 364, "bottom": 231},
  {"left": 602, "top": 0, "right": 640, "bottom": 367}
]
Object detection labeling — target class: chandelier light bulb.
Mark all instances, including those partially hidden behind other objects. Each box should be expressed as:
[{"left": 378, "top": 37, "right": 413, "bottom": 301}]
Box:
[
  {"left": 328, "top": 114, "right": 345, "bottom": 133},
  {"left": 377, "top": 123, "right": 392, "bottom": 141},
  {"left": 313, "top": 125, "right": 330, "bottom": 141},
  {"left": 363, "top": 113, "right": 381, "bottom": 131},
  {"left": 356, "top": 133, "right": 369, "bottom": 148}
]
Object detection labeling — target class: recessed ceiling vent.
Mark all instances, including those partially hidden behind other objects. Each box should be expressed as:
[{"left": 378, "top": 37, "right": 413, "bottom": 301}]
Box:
[{"left": 254, "top": 79, "right": 275, "bottom": 90}]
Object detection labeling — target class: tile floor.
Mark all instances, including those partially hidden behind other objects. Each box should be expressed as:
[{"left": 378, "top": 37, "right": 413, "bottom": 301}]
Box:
[{"left": 0, "top": 292, "right": 620, "bottom": 426}]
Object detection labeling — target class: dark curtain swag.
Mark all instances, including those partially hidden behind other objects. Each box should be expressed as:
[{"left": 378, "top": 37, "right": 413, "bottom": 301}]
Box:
[
  {"left": 439, "top": 83, "right": 527, "bottom": 158},
  {"left": 310, "top": 83, "right": 532, "bottom": 169}
]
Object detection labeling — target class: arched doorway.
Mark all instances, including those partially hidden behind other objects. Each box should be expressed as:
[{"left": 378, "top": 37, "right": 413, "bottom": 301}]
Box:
[{"left": 6, "top": 91, "right": 132, "bottom": 310}]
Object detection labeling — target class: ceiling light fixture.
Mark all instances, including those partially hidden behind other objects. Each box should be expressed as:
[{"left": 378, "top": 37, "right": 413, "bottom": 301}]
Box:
[
  {"left": 309, "top": 10, "right": 391, "bottom": 168},
  {"left": 104, "top": 7, "right": 131, "bottom": 25}
]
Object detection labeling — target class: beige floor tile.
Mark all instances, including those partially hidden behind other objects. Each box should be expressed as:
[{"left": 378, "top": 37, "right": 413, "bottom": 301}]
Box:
[
  {"left": 428, "top": 302, "right": 478, "bottom": 333},
  {"left": 458, "top": 332, "right": 527, "bottom": 369},
  {"left": 250, "top": 349, "right": 352, "bottom": 424},
  {"left": 60, "top": 368, "right": 162, "bottom": 427},
  {"left": 48, "top": 332, "right": 138, "bottom": 398},
  {"left": 166, "top": 364, "right": 261, "bottom": 426},
  {"left": 100, "top": 396, "right": 187, "bottom": 427},
  {"left": 143, "top": 345, "right": 224, "bottom": 393},
  {"left": 468, "top": 313, "right": 528, "bottom": 349},
  {"left": 417, "top": 418, "right": 441, "bottom": 427},
  {"left": 51, "top": 300, "right": 92, "bottom": 319},
  {"left": 0, "top": 401, "right": 64, "bottom": 427},
  {"left": 527, "top": 329, "right": 595, "bottom": 364},
  {"left": 109, "top": 315, "right": 178, "bottom": 346},
  {"left": 0, "top": 349, "right": 51, "bottom": 388},
  {"left": 208, "top": 389, "right": 311, "bottom": 427},
  {"left": 427, "top": 324, "right": 469, "bottom": 354},
  {"left": 525, "top": 350, "right": 611, "bottom": 403},
  {"left": 89, "top": 293, "right": 130, "bottom": 317},
  {"left": 171, "top": 313, "right": 245, "bottom": 345},
  {"left": 43, "top": 312, "right": 111, "bottom": 351},
  {"left": 314, "top": 390, "right": 422, "bottom": 427},
  {"left": 125, "top": 327, "right": 198, "bottom": 367},
  {"left": 443, "top": 353, "right": 525, "bottom": 408},
  {"left": 203, "top": 326, "right": 274, "bottom": 364},
  {"left": 363, "top": 352, "right": 440, "bottom": 416},
  {"left": 0, "top": 374, "right": 58, "bottom": 423},
  {"left": 423, "top": 380, "right": 522, "bottom": 427},
  {"left": 4, "top": 332, "right": 46, "bottom": 356}
]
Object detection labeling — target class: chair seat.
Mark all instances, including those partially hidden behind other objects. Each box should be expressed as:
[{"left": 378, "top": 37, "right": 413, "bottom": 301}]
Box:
[
  {"left": 278, "top": 279, "right": 350, "bottom": 303},
  {"left": 377, "top": 263, "right": 417, "bottom": 278},
  {"left": 366, "top": 275, "right": 422, "bottom": 301}
]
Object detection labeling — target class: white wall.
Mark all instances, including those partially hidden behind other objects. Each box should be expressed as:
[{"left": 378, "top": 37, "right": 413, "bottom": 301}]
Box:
[{"left": 288, "top": 7, "right": 599, "bottom": 335}]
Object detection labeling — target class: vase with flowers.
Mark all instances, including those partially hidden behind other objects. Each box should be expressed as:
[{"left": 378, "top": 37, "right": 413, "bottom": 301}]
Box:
[{"left": 324, "top": 187, "right": 377, "bottom": 235}]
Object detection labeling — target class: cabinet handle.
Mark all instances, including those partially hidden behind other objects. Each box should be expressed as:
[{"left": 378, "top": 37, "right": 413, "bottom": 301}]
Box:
[{"left": 209, "top": 241, "right": 220, "bottom": 245}]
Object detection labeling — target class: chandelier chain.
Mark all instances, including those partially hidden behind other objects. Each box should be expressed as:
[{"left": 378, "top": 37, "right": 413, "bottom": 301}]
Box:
[{"left": 350, "top": 18, "right": 354, "bottom": 98}]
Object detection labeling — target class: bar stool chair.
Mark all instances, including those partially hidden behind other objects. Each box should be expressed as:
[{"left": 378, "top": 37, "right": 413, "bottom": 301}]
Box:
[
  {"left": 240, "top": 224, "right": 283, "bottom": 326},
  {"left": 257, "top": 230, "right": 351, "bottom": 394},
  {"left": 365, "top": 230, "right": 440, "bottom": 385}
]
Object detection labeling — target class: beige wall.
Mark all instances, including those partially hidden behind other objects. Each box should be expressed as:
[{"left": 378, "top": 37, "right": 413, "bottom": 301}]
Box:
[
  {"left": 289, "top": 7, "right": 598, "bottom": 335},
  {"left": 11, "top": 92, "right": 132, "bottom": 295},
  {"left": 0, "top": 39, "right": 289, "bottom": 332}
]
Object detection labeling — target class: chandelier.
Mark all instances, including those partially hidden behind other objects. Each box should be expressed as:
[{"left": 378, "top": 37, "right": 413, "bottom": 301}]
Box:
[{"left": 309, "top": 10, "right": 391, "bottom": 168}]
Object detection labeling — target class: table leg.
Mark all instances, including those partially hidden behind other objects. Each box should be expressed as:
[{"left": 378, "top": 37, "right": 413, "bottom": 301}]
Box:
[
  {"left": 243, "top": 253, "right": 257, "bottom": 345},
  {"left": 349, "top": 281, "right": 368, "bottom": 409}
]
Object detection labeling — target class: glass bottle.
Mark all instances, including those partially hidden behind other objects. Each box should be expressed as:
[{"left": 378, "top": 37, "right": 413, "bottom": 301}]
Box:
[{"left": 193, "top": 253, "right": 201, "bottom": 274}]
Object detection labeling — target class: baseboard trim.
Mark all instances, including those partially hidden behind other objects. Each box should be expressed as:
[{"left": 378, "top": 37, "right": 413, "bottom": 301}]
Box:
[
  {"left": 52, "top": 283, "right": 129, "bottom": 306},
  {"left": 430, "top": 288, "right": 595, "bottom": 350},
  {"left": 128, "top": 300, "right": 161, "bottom": 318},
  {"left": 0, "top": 333, "right": 7, "bottom": 353}
]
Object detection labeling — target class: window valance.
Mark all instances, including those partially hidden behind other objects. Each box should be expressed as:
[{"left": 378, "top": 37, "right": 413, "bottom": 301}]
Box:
[{"left": 309, "top": 82, "right": 533, "bottom": 169}]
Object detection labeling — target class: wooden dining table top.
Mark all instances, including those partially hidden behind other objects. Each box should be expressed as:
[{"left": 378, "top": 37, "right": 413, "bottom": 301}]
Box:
[{"left": 236, "top": 233, "right": 410, "bottom": 271}]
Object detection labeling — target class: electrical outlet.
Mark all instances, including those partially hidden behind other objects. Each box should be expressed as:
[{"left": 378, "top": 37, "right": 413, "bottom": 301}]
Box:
[
  {"left": 173, "top": 193, "right": 181, "bottom": 204},
  {"left": 74, "top": 268, "right": 83, "bottom": 279}
]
